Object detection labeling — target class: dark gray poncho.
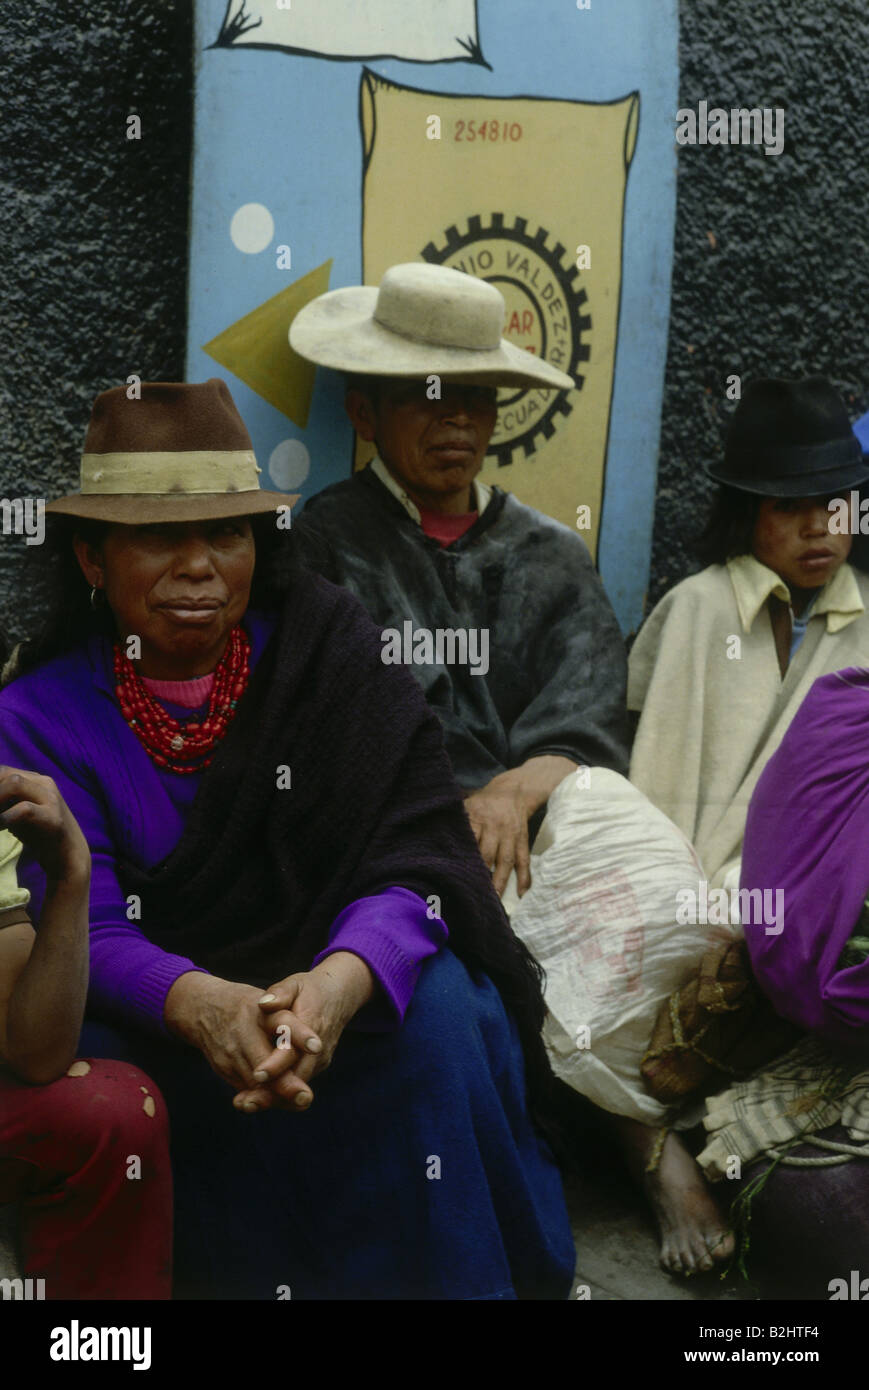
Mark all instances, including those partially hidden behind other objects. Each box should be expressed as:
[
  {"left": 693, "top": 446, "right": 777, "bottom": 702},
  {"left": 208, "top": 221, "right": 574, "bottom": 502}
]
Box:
[{"left": 292, "top": 467, "right": 629, "bottom": 789}]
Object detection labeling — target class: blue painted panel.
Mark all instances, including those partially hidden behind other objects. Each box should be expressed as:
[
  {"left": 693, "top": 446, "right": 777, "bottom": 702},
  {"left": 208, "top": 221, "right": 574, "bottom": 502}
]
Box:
[{"left": 187, "top": 0, "right": 678, "bottom": 631}]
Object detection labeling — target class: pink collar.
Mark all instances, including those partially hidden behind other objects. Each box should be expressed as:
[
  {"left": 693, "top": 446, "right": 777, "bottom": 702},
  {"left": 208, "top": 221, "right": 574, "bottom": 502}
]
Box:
[{"left": 141, "top": 672, "right": 215, "bottom": 709}]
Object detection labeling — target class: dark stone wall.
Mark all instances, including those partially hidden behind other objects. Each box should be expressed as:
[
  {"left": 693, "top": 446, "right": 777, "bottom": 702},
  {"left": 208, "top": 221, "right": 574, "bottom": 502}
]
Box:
[
  {"left": 0, "top": 0, "right": 867, "bottom": 641},
  {"left": 0, "top": 1, "right": 192, "bottom": 645}
]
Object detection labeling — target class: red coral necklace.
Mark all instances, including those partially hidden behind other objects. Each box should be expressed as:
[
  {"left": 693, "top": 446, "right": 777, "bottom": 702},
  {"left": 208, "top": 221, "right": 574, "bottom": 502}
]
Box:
[{"left": 113, "top": 626, "right": 250, "bottom": 774}]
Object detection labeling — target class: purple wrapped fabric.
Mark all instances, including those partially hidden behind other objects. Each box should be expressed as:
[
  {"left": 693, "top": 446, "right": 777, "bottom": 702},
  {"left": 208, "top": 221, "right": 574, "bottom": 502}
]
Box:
[
  {"left": 741, "top": 666, "right": 869, "bottom": 1046},
  {"left": 0, "top": 611, "right": 446, "bottom": 1034}
]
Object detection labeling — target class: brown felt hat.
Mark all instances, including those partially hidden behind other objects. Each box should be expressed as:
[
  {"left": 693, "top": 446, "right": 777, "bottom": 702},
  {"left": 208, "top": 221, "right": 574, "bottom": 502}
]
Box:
[{"left": 46, "top": 379, "right": 298, "bottom": 523}]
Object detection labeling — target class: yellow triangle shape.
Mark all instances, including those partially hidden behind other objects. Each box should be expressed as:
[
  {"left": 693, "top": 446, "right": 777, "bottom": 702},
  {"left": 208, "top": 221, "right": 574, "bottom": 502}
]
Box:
[{"left": 202, "top": 259, "right": 332, "bottom": 427}]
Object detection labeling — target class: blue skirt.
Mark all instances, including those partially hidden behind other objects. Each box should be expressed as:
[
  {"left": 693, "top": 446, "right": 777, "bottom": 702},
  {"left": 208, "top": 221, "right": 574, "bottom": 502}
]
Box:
[{"left": 80, "top": 949, "right": 576, "bottom": 1300}]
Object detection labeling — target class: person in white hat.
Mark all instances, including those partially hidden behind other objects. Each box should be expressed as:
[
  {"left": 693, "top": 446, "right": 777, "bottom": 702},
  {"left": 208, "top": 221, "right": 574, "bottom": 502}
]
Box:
[{"left": 291, "top": 262, "right": 630, "bottom": 900}]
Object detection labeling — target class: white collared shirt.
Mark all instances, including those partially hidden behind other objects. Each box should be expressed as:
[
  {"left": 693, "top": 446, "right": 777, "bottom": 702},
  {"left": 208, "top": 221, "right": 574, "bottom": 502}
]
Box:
[
  {"left": 726, "top": 552, "right": 865, "bottom": 636},
  {"left": 369, "top": 455, "right": 491, "bottom": 526}
]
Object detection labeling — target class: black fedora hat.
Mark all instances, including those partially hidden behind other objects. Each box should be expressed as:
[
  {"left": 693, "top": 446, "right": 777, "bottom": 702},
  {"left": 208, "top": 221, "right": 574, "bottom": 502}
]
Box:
[{"left": 706, "top": 376, "right": 869, "bottom": 497}]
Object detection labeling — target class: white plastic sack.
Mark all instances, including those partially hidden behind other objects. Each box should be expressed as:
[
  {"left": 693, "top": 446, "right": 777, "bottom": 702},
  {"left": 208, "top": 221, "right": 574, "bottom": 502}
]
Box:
[{"left": 507, "top": 768, "right": 723, "bottom": 1125}]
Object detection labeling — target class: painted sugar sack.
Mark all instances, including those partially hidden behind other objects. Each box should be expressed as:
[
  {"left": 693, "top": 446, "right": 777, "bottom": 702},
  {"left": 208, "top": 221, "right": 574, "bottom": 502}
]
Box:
[{"left": 508, "top": 768, "right": 728, "bottom": 1125}]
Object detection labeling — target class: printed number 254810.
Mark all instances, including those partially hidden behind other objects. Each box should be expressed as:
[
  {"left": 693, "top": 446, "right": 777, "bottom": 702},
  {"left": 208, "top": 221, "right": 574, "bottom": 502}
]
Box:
[{"left": 455, "top": 119, "right": 523, "bottom": 142}]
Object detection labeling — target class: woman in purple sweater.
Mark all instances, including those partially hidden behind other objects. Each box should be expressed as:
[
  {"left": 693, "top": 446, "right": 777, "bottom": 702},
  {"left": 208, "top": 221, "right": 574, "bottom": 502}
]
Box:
[{"left": 0, "top": 379, "right": 575, "bottom": 1300}]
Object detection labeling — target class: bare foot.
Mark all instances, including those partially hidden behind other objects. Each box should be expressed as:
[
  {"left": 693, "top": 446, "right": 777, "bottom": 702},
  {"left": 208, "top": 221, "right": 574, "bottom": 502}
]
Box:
[{"left": 613, "top": 1117, "right": 735, "bottom": 1275}]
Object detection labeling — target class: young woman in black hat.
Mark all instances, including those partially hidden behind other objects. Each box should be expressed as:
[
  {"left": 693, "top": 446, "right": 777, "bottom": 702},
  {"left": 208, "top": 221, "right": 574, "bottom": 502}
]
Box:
[
  {"left": 621, "top": 377, "right": 869, "bottom": 1278},
  {"left": 630, "top": 376, "right": 869, "bottom": 901}
]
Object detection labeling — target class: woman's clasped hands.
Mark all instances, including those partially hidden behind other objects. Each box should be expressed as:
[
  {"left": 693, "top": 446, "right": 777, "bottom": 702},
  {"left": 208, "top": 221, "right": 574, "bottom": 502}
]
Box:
[
  {"left": 236, "top": 951, "right": 376, "bottom": 1114},
  {"left": 165, "top": 949, "right": 375, "bottom": 1115}
]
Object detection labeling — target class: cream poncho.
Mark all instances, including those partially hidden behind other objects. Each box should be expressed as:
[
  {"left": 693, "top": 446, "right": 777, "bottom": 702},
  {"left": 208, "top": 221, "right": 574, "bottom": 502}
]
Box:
[{"left": 628, "top": 557, "right": 869, "bottom": 887}]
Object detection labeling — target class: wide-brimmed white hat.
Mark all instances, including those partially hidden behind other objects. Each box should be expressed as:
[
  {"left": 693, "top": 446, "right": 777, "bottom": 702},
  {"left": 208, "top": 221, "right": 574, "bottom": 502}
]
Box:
[{"left": 289, "top": 262, "right": 575, "bottom": 392}]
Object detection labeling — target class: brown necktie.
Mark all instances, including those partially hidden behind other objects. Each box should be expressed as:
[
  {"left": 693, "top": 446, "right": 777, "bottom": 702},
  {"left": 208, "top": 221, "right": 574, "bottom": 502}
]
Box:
[{"left": 767, "top": 595, "right": 792, "bottom": 679}]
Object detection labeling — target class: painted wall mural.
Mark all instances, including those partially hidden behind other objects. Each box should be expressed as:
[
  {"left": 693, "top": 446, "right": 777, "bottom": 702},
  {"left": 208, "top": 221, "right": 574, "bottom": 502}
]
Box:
[
  {"left": 213, "top": 0, "right": 488, "bottom": 66},
  {"left": 188, "top": 0, "right": 678, "bottom": 631},
  {"left": 357, "top": 73, "right": 637, "bottom": 555}
]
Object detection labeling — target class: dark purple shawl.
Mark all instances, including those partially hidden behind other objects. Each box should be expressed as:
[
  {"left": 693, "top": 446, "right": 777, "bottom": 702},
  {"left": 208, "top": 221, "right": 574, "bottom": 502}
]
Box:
[
  {"left": 742, "top": 666, "right": 869, "bottom": 1048},
  {"left": 119, "top": 564, "right": 561, "bottom": 1131}
]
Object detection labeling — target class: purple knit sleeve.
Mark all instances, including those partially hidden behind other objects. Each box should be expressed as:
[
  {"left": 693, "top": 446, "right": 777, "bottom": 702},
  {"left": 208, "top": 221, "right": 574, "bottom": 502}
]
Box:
[
  {"left": 0, "top": 709, "right": 207, "bottom": 1035},
  {"left": 311, "top": 886, "right": 448, "bottom": 1031}
]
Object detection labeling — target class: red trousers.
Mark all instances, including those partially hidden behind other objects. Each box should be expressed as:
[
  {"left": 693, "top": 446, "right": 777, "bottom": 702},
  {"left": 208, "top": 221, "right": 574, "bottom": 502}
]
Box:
[{"left": 0, "top": 1056, "right": 172, "bottom": 1299}]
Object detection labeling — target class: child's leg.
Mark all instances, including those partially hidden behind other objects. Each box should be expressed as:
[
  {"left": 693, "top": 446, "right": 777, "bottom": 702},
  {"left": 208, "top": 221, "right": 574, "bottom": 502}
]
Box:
[{"left": 0, "top": 1057, "right": 172, "bottom": 1299}]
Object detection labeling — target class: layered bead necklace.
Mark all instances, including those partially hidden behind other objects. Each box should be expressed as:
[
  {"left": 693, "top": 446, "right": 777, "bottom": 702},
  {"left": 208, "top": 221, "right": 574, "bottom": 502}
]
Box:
[{"left": 113, "top": 626, "right": 251, "bottom": 774}]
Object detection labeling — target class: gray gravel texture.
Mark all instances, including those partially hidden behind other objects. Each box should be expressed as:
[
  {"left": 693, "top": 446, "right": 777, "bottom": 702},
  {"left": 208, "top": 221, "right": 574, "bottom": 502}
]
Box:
[
  {"left": 0, "top": 2, "right": 192, "bottom": 644},
  {"left": 0, "top": 0, "right": 867, "bottom": 640}
]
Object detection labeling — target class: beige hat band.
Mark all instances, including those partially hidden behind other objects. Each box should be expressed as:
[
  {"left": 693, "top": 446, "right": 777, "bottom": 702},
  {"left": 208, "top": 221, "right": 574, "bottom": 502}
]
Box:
[{"left": 80, "top": 450, "right": 261, "bottom": 496}]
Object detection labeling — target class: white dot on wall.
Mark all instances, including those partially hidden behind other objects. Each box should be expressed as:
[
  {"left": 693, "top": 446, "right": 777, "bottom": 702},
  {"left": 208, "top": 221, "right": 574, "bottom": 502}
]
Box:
[
  {"left": 230, "top": 203, "right": 275, "bottom": 254},
  {"left": 269, "top": 440, "right": 310, "bottom": 490}
]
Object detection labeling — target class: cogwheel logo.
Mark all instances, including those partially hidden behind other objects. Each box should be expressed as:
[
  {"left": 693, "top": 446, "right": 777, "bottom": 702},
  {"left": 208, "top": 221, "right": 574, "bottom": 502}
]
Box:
[{"left": 421, "top": 214, "right": 590, "bottom": 467}]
